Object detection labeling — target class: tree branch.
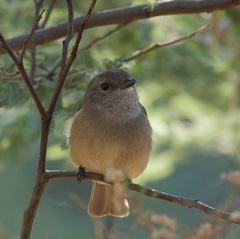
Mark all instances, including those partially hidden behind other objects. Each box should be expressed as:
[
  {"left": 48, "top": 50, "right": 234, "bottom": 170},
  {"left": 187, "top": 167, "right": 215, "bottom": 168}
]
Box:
[
  {"left": 1, "top": 0, "right": 239, "bottom": 55},
  {"left": 122, "top": 23, "right": 212, "bottom": 63},
  {"left": 20, "top": 9, "right": 45, "bottom": 63},
  {"left": 60, "top": 0, "right": 74, "bottom": 75},
  {"left": 79, "top": 23, "right": 130, "bottom": 52},
  {"left": 44, "top": 23, "right": 129, "bottom": 79},
  {"left": 40, "top": 0, "right": 57, "bottom": 29},
  {"left": 19, "top": 2, "right": 97, "bottom": 238},
  {"left": 0, "top": 67, "right": 20, "bottom": 77},
  {"left": 29, "top": 9, "right": 46, "bottom": 82},
  {"left": 44, "top": 170, "right": 240, "bottom": 225},
  {"left": 47, "top": 0, "right": 97, "bottom": 117}
]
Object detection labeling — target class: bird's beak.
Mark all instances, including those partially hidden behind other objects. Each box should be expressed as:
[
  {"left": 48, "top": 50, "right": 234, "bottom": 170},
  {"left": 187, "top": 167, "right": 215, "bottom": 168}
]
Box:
[{"left": 121, "top": 78, "right": 136, "bottom": 89}]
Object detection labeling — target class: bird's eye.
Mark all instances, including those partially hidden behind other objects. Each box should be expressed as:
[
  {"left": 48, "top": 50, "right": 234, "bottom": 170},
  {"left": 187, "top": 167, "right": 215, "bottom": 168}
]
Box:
[{"left": 100, "top": 82, "right": 110, "bottom": 91}]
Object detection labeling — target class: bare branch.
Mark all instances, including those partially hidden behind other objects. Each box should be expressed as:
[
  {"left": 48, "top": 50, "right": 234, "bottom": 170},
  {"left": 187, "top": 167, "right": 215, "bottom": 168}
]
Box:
[
  {"left": 121, "top": 23, "right": 212, "bottom": 63},
  {"left": 45, "top": 61, "right": 61, "bottom": 80},
  {"left": 45, "top": 169, "right": 240, "bottom": 225},
  {"left": 79, "top": 23, "right": 130, "bottom": 52},
  {"left": 19, "top": 9, "right": 45, "bottom": 63},
  {"left": 40, "top": 0, "right": 57, "bottom": 29},
  {"left": 0, "top": 67, "right": 20, "bottom": 77},
  {"left": 47, "top": 0, "right": 97, "bottom": 116},
  {"left": 130, "top": 184, "right": 240, "bottom": 225},
  {"left": 60, "top": 0, "right": 74, "bottom": 75},
  {"left": 45, "top": 23, "right": 129, "bottom": 79},
  {"left": 19, "top": 3, "right": 97, "bottom": 238},
  {"left": 1, "top": 0, "right": 239, "bottom": 55}
]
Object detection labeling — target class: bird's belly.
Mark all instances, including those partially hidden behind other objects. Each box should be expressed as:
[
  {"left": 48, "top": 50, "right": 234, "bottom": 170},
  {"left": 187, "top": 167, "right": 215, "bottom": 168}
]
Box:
[
  {"left": 68, "top": 110, "right": 152, "bottom": 179},
  {"left": 69, "top": 135, "right": 150, "bottom": 179}
]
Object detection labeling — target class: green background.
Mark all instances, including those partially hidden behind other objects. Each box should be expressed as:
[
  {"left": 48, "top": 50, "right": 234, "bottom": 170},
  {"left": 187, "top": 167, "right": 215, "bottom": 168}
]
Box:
[{"left": 0, "top": 1, "right": 240, "bottom": 238}]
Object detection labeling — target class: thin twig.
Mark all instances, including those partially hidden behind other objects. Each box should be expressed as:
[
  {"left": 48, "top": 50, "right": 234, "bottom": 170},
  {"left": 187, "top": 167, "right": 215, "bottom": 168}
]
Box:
[
  {"left": 130, "top": 184, "right": 240, "bottom": 224},
  {"left": 19, "top": 9, "right": 45, "bottom": 63},
  {"left": 45, "top": 61, "right": 61, "bottom": 80},
  {"left": 79, "top": 23, "right": 130, "bottom": 51},
  {"left": 44, "top": 170, "right": 240, "bottom": 225},
  {"left": 28, "top": 3, "right": 44, "bottom": 82},
  {"left": 0, "top": 67, "right": 19, "bottom": 77},
  {"left": 60, "top": 0, "right": 74, "bottom": 75},
  {"left": 34, "top": 0, "right": 44, "bottom": 20},
  {"left": 122, "top": 24, "right": 212, "bottom": 62},
  {"left": 40, "top": 0, "right": 57, "bottom": 29},
  {"left": 73, "top": 0, "right": 97, "bottom": 50},
  {"left": 45, "top": 22, "right": 128, "bottom": 79}
]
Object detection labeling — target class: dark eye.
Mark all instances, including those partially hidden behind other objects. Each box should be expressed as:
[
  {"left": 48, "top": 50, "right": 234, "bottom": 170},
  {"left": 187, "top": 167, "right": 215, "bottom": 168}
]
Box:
[{"left": 101, "top": 82, "right": 110, "bottom": 91}]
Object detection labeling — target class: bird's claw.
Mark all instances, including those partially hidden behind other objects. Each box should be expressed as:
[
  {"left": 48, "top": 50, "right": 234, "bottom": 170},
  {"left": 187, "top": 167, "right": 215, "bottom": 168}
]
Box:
[
  {"left": 124, "top": 178, "right": 132, "bottom": 188},
  {"left": 77, "top": 166, "right": 86, "bottom": 183}
]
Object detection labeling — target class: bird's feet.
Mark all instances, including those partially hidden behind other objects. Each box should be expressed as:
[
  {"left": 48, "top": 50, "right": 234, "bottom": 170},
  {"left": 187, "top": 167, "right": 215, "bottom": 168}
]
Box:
[
  {"left": 77, "top": 166, "right": 86, "bottom": 183},
  {"left": 125, "top": 178, "right": 132, "bottom": 188}
]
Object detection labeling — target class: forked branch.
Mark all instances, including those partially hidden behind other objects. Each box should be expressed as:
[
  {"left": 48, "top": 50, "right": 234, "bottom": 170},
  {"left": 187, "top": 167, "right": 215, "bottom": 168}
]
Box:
[{"left": 1, "top": 1, "right": 98, "bottom": 239}]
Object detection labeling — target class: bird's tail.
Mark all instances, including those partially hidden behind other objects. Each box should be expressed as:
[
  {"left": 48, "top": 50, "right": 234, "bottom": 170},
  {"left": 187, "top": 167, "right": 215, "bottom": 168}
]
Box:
[{"left": 88, "top": 181, "right": 129, "bottom": 217}]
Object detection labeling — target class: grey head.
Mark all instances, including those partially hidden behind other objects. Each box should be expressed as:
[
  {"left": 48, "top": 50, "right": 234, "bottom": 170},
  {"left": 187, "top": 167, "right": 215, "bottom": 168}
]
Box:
[
  {"left": 82, "top": 68, "right": 137, "bottom": 106},
  {"left": 88, "top": 68, "right": 135, "bottom": 91},
  {"left": 81, "top": 68, "right": 144, "bottom": 120}
]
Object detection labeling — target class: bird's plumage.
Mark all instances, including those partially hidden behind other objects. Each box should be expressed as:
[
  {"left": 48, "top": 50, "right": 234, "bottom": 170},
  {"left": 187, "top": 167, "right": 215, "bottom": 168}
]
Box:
[{"left": 68, "top": 68, "right": 152, "bottom": 217}]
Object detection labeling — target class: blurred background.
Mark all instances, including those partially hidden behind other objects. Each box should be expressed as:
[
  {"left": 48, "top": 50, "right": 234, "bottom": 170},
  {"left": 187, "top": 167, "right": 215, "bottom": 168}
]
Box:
[{"left": 0, "top": 0, "right": 240, "bottom": 238}]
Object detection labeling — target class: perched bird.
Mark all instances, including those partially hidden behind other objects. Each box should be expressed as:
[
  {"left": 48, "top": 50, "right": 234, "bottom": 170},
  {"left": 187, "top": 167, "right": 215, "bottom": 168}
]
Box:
[{"left": 68, "top": 68, "right": 152, "bottom": 217}]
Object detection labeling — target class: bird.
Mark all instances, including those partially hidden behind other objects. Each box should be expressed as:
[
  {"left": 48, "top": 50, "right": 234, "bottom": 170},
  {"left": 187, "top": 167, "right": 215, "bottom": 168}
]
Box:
[{"left": 68, "top": 68, "right": 152, "bottom": 217}]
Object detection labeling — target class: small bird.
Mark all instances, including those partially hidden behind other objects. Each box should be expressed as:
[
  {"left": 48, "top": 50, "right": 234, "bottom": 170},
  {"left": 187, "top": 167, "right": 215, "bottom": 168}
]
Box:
[{"left": 68, "top": 68, "right": 152, "bottom": 217}]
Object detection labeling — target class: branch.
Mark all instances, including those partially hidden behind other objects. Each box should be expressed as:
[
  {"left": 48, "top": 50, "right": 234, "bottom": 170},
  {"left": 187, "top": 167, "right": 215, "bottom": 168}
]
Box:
[
  {"left": 19, "top": 9, "right": 45, "bottom": 63},
  {"left": 79, "top": 23, "right": 130, "bottom": 52},
  {"left": 60, "top": 0, "right": 74, "bottom": 75},
  {"left": 47, "top": 0, "right": 97, "bottom": 116},
  {"left": 0, "top": 67, "right": 20, "bottom": 77},
  {"left": 122, "top": 23, "right": 212, "bottom": 62},
  {"left": 40, "top": 0, "right": 57, "bottom": 29},
  {"left": 130, "top": 184, "right": 240, "bottom": 224},
  {"left": 19, "top": 2, "right": 97, "bottom": 239},
  {"left": 44, "top": 170, "right": 240, "bottom": 225},
  {"left": 1, "top": 0, "right": 239, "bottom": 55},
  {"left": 45, "top": 23, "right": 129, "bottom": 79}
]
